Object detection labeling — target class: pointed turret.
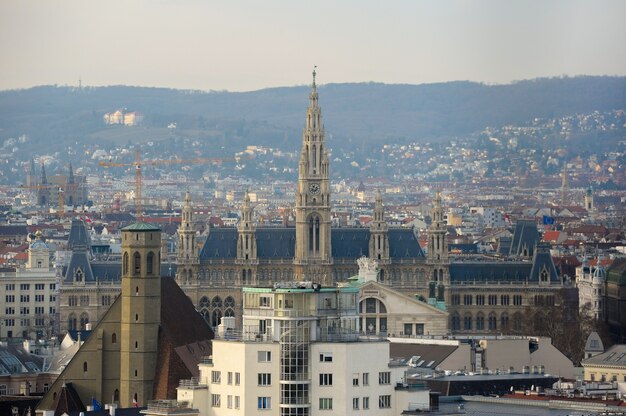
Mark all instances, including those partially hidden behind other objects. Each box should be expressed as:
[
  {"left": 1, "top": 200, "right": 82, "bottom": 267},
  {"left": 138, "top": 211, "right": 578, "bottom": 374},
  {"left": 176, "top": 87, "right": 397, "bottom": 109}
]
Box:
[
  {"left": 175, "top": 192, "right": 199, "bottom": 286},
  {"left": 237, "top": 190, "right": 258, "bottom": 280},
  {"left": 369, "top": 190, "right": 389, "bottom": 266},
  {"left": 68, "top": 162, "right": 75, "bottom": 184}
]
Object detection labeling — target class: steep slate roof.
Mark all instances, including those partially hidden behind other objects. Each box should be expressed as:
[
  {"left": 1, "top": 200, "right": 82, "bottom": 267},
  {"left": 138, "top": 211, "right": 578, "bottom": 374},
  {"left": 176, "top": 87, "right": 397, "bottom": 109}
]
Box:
[
  {"left": 528, "top": 244, "right": 560, "bottom": 283},
  {"left": 67, "top": 219, "right": 91, "bottom": 250},
  {"left": 509, "top": 220, "right": 539, "bottom": 257},
  {"left": 199, "top": 226, "right": 425, "bottom": 260},
  {"left": 449, "top": 262, "right": 532, "bottom": 283},
  {"left": 51, "top": 382, "right": 86, "bottom": 416},
  {"left": 63, "top": 249, "right": 95, "bottom": 283}
]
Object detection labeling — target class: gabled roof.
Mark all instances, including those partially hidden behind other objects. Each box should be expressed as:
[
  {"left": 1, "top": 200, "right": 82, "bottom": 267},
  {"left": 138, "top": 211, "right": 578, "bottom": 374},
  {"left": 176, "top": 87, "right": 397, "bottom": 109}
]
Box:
[
  {"left": 509, "top": 220, "right": 539, "bottom": 258},
  {"left": 51, "top": 382, "right": 85, "bottom": 416},
  {"left": 529, "top": 244, "right": 560, "bottom": 283},
  {"left": 582, "top": 344, "right": 626, "bottom": 368},
  {"left": 64, "top": 249, "right": 95, "bottom": 282},
  {"left": 67, "top": 219, "right": 91, "bottom": 251}
]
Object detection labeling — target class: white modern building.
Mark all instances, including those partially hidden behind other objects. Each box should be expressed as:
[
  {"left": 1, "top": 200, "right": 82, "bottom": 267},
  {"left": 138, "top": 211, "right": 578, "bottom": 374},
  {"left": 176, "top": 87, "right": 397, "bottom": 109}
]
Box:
[
  {"left": 178, "top": 282, "right": 432, "bottom": 415},
  {"left": 0, "top": 232, "right": 57, "bottom": 340}
]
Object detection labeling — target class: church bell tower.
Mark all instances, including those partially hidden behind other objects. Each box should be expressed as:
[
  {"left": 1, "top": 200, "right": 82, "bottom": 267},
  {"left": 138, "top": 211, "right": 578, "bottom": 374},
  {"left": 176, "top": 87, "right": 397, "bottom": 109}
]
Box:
[
  {"left": 120, "top": 223, "right": 161, "bottom": 408},
  {"left": 294, "top": 68, "right": 332, "bottom": 284},
  {"left": 176, "top": 192, "right": 199, "bottom": 286}
]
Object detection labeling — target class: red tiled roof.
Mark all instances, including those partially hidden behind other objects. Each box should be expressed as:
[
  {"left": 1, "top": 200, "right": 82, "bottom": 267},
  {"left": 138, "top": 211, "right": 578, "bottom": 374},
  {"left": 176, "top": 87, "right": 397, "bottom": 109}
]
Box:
[{"left": 543, "top": 231, "right": 561, "bottom": 242}]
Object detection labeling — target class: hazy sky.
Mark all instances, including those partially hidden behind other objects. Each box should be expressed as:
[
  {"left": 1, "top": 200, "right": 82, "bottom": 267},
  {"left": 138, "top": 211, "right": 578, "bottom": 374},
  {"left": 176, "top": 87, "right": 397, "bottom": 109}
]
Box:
[{"left": 1, "top": 0, "right": 625, "bottom": 91}]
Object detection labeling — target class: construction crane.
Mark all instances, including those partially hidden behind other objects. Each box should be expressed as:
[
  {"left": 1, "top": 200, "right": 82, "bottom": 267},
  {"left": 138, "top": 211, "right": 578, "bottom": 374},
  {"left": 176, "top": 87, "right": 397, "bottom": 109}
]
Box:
[{"left": 98, "top": 147, "right": 230, "bottom": 220}]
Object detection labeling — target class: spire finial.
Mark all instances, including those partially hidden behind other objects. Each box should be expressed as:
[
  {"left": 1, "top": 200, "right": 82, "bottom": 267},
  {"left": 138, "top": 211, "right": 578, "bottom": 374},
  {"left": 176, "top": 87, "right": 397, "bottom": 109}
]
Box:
[{"left": 312, "top": 65, "right": 317, "bottom": 88}]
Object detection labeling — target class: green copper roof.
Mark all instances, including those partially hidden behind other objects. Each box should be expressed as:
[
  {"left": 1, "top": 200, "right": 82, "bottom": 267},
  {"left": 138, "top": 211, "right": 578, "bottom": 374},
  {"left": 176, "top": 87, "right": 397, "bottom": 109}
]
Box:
[{"left": 122, "top": 222, "right": 161, "bottom": 232}]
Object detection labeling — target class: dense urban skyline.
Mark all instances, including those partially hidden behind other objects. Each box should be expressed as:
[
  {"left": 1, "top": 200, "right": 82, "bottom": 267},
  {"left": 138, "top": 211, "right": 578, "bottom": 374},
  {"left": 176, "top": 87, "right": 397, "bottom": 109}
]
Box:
[{"left": 1, "top": 0, "right": 626, "bottom": 91}]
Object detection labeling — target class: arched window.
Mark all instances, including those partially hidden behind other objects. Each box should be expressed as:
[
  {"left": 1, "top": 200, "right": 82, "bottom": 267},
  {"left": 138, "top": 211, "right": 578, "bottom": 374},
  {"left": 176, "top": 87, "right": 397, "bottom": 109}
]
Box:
[
  {"left": 123, "top": 252, "right": 129, "bottom": 275},
  {"left": 112, "top": 333, "right": 117, "bottom": 344},
  {"left": 147, "top": 252, "right": 154, "bottom": 275},
  {"left": 68, "top": 313, "right": 77, "bottom": 331},
  {"left": 488, "top": 313, "right": 497, "bottom": 331},
  {"left": 500, "top": 313, "right": 509, "bottom": 331},
  {"left": 211, "top": 296, "right": 223, "bottom": 309},
  {"left": 212, "top": 309, "right": 223, "bottom": 327},
  {"left": 451, "top": 313, "right": 460, "bottom": 331},
  {"left": 476, "top": 313, "right": 485, "bottom": 331},
  {"left": 133, "top": 252, "right": 141, "bottom": 275},
  {"left": 75, "top": 269, "right": 83, "bottom": 282},
  {"left": 114, "top": 389, "right": 119, "bottom": 402},
  {"left": 199, "top": 296, "right": 209, "bottom": 308},
  {"left": 224, "top": 296, "right": 235, "bottom": 308},
  {"left": 83, "top": 361, "right": 88, "bottom": 372},
  {"left": 463, "top": 314, "right": 472, "bottom": 330},
  {"left": 80, "top": 313, "right": 89, "bottom": 330}
]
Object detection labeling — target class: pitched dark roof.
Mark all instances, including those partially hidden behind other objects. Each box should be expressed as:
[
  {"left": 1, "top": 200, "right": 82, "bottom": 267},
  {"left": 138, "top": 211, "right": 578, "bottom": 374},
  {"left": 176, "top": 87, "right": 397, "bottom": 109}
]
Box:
[
  {"left": 509, "top": 220, "right": 539, "bottom": 257},
  {"left": 0, "top": 225, "right": 28, "bottom": 238},
  {"left": 67, "top": 219, "right": 91, "bottom": 250},
  {"left": 52, "top": 382, "right": 85, "bottom": 416},
  {"left": 64, "top": 249, "right": 95, "bottom": 282},
  {"left": 449, "top": 262, "right": 532, "bottom": 283},
  {"left": 122, "top": 222, "right": 161, "bottom": 232},
  {"left": 199, "top": 226, "right": 424, "bottom": 260},
  {"left": 528, "top": 244, "right": 560, "bottom": 283}
]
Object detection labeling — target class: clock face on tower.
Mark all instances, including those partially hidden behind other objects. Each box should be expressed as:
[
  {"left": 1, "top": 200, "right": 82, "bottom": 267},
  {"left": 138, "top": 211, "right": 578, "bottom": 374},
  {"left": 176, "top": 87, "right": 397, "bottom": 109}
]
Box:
[{"left": 309, "top": 182, "right": 320, "bottom": 195}]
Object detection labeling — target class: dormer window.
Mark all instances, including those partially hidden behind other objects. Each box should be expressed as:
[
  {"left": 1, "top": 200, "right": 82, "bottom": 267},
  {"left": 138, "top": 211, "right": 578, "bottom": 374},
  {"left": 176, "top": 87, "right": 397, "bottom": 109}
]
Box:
[
  {"left": 540, "top": 267, "right": 549, "bottom": 283},
  {"left": 75, "top": 269, "right": 83, "bottom": 282}
]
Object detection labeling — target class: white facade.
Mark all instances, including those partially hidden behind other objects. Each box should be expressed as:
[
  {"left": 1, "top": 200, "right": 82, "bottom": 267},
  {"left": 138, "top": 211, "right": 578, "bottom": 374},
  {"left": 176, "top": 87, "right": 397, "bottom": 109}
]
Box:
[
  {"left": 0, "top": 235, "right": 57, "bottom": 340},
  {"left": 577, "top": 257, "right": 605, "bottom": 320},
  {"left": 178, "top": 283, "right": 431, "bottom": 415}
]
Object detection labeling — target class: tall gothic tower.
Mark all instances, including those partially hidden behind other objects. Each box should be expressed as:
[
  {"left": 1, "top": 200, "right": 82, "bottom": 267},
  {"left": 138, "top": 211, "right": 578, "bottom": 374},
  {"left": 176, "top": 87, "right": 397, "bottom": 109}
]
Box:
[
  {"left": 176, "top": 192, "right": 199, "bottom": 286},
  {"left": 294, "top": 69, "right": 332, "bottom": 284},
  {"left": 37, "top": 163, "right": 50, "bottom": 206},
  {"left": 237, "top": 190, "right": 258, "bottom": 285},
  {"left": 561, "top": 163, "right": 569, "bottom": 206},
  {"left": 427, "top": 191, "right": 449, "bottom": 286},
  {"left": 120, "top": 223, "right": 161, "bottom": 408},
  {"left": 369, "top": 190, "right": 390, "bottom": 268}
]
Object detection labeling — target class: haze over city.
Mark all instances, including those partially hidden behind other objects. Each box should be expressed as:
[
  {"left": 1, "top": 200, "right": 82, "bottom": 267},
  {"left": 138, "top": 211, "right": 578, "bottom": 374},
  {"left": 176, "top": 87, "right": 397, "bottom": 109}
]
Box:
[{"left": 1, "top": 0, "right": 626, "bottom": 91}]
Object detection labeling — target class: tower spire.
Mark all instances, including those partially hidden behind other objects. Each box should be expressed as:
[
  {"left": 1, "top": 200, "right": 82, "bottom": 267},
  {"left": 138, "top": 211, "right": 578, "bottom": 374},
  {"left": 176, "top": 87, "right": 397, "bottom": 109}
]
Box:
[
  {"left": 561, "top": 163, "right": 569, "bottom": 206},
  {"left": 68, "top": 162, "right": 75, "bottom": 184}
]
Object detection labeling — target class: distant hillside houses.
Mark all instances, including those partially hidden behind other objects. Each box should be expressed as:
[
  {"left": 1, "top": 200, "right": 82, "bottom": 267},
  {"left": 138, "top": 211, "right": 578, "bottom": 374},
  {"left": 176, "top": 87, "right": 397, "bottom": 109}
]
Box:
[{"left": 103, "top": 109, "right": 143, "bottom": 126}]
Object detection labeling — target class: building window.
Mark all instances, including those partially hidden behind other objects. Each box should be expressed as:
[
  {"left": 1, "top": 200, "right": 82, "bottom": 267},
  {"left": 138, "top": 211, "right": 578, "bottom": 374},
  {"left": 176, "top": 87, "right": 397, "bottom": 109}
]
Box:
[
  {"left": 5, "top": 284, "right": 14, "bottom": 291},
  {"left": 363, "top": 397, "right": 370, "bottom": 409},
  {"left": 235, "top": 396, "right": 240, "bottom": 409},
  {"left": 0, "top": 385, "right": 6, "bottom": 395},
  {"left": 258, "top": 373, "right": 271, "bottom": 386},
  {"left": 211, "top": 394, "right": 221, "bottom": 408},
  {"left": 211, "top": 371, "right": 221, "bottom": 384},
  {"left": 147, "top": 252, "right": 154, "bottom": 275},
  {"left": 227, "top": 395, "right": 233, "bottom": 409},
  {"left": 319, "top": 398, "right": 333, "bottom": 410},
  {"left": 500, "top": 313, "right": 509, "bottom": 330},
  {"left": 35, "top": 284, "right": 44, "bottom": 290},
  {"left": 488, "top": 313, "right": 497, "bottom": 330},
  {"left": 363, "top": 373, "right": 369, "bottom": 385},
  {"left": 123, "top": 252, "right": 129, "bottom": 275},
  {"left": 320, "top": 352, "right": 333, "bottom": 362},
  {"left": 20, "top": 295, "right": 30, "bottom": 302},
  {"left": 83, "top": 361, "right": 88, "bottom": 373},
  {"left": 464, "top": 294, "right": 473, "bottom": 305},
  {"left": 488, "top": 295, "right": 497, "bottom": 305},
  {"left": 258, "top": 351, "right": 272, "bottom": 362},
  {"left": 379, "top": 395, "right": 391, "bottom": 409},
  {"left": 133, "top": 252, "right": 141, "bottom": 275},
  {"left": 451, "top": 313, "right": 460, "bottom": 331},
  {"left": 513, "top": 294, "right": 522, "bottom": 305},
  {"left": 5, "top": 295, "right": 14, "bottom": 303},
  {"left": 476, "top": 314, "right": 485, "bottom": 330},
  {"left": 353, "top": 397, "right": 359, "bottom": 409},
  {"left": 378, "top": 372, "right": 391, "bottom": 385},
  {"left": 20, "top": 284, "right": 30, "bottom": 290},
  {"left": 546, "top": 295, "right": 555, "bottom": 306},
  {"left": 112, "top": 333, "right": 117, "bottom": 344},
  {"left": 500, "top": 295, "right": 510, "bottom": 306},
  {"left": 404, "top": 323, "right": 412, "bottom": 336},
  {"left": 227, "top": 372, "right": 233, "bottom": 385},
  {"left": 259, "top": 296, "right": 271, "bottom": 307},
  {"left": 319, "top": 373, "right": 333, "bottom": 386},
  {"left": 463, "top": 314, "right": 472, "bottom": 330},
  {"left": 235, "top": 372, "right": 240, "bottom": 385},
  {"left": 353, "top": 373, "right": 359, "bottom": 386},
  {"left": 451, "top": 294, "right": 460, "bottom": 305},
  {"left": 258, "top": 397, "right": 271, "bottom": 410}
]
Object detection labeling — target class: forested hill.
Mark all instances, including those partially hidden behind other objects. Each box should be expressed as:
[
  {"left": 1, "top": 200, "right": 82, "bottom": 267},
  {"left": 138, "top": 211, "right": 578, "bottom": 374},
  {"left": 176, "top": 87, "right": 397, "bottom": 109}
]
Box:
[{"left": 0, "top": 76, "right": 624, "bottom": 152}]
